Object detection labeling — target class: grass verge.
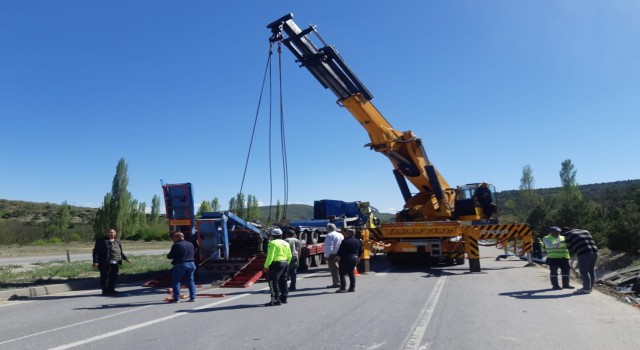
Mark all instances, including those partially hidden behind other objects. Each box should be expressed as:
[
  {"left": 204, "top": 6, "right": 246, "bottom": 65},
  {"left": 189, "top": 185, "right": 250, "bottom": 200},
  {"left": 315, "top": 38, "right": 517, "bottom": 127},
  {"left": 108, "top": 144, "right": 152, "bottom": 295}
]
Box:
[{"left": 0, "top": 253, "right": 171, "bottom": 290}]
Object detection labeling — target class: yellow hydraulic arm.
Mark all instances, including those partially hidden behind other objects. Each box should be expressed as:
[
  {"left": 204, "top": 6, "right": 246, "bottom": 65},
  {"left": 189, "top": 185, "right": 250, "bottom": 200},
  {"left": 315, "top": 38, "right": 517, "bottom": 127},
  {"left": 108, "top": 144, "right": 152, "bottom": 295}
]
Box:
[{"left": 268, "top": 13, "right": 456, "bottom": 222}]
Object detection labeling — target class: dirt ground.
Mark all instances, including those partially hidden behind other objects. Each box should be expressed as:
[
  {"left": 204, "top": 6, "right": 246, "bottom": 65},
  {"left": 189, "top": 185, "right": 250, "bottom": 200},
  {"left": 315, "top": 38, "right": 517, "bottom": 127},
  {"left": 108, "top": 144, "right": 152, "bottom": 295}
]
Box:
[{"left": 586, "top": 250, "right": 640, "bottom": 306}]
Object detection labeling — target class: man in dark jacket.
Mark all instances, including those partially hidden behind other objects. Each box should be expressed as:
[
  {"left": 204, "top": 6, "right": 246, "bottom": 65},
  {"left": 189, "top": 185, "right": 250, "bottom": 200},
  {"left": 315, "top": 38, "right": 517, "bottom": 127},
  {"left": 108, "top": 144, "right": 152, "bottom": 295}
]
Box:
[
  {"left": 473, "top": 182, "right": 495, "bottom": 219},
  {"left": 167, "top": 231, "right": 197, "bottom": 303},
  {"left": 561, "top": 227, "right": 599, "bottom": 295},
  {"left": 335, "top": 229, "right": 363, "bottom": 293},
  {"left": 92, "top": 228, "right": 130, "bottom": 295}
]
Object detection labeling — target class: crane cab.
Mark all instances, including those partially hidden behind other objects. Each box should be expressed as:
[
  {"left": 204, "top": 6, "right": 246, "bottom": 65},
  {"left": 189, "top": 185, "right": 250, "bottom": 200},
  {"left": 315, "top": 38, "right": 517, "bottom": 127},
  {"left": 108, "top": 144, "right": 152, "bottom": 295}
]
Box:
[{"left": 454, "top": 183, "right": 498, "bottom": 222}]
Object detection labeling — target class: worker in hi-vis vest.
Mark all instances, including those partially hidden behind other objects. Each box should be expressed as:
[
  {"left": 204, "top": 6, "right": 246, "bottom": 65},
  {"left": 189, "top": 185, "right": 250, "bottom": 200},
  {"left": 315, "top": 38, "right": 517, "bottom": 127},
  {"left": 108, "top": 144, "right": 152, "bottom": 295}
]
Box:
[{"left": 543, "top": 227, "right": 575, "bottom": 290}]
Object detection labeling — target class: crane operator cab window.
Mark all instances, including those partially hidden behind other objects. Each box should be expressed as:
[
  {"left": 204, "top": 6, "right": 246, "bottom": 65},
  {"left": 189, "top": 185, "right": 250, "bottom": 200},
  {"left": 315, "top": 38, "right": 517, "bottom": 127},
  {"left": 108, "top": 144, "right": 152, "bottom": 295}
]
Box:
[{"left": 454, "top": 183, "right": 498, "bottom": 221}]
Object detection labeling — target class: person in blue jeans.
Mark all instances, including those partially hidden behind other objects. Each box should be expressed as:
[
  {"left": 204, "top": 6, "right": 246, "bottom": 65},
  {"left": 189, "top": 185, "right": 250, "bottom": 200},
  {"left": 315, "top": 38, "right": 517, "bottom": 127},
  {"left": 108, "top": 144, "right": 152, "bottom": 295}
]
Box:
[
  {"left": 167, "top": 231, "right": 197, "bottom": 303},
  {"left": 561, "top": 227, "right": 599, "bottom": 295}
]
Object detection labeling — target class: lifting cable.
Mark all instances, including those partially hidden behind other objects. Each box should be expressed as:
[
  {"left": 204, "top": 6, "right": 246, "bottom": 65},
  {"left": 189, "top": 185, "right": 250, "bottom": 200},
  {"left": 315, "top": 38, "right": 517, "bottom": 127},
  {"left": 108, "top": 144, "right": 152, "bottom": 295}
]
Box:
[
  {"left": 277, "top": 42, "right": 290, "bottom": 221},
  {"left": 238, "top": 41, "right": 290, "bottom": 223}
]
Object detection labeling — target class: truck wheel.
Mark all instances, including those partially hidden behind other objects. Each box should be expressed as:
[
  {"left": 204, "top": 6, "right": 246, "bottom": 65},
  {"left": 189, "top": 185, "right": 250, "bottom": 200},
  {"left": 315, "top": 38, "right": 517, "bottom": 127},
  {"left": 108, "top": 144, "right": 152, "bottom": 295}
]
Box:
[
  {"left": 310, "top": 230, "right": 320, "bottom": 244},
  {"left": 455, "top": 258, "right": 465, "bottom": 265},
  {"left": 299, "top": 231, "right": 308, "bottom": 244},
  {"left": 444, "top": 258, "right": 455, "bottom": 266},
  {"left": 299, "top": 256, "right": 310, "bottom": 271},
  {"left": 311, "top": 254, "right": 321, "bottom": 267}
]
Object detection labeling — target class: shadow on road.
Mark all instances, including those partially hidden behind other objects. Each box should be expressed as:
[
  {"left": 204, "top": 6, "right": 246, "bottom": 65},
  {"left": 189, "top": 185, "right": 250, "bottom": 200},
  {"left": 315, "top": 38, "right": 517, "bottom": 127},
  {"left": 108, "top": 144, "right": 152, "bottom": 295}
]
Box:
[
  {"left": 74, "top": 300, "right": 167, "bottom": 310},
  {"left": 499, "top": 288, "right": 574, "bottom": 299}
]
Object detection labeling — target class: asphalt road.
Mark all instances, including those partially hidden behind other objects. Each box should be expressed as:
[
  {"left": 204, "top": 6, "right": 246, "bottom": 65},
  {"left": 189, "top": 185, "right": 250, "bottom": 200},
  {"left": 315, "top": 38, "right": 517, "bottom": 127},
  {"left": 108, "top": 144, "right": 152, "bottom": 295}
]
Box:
[{"left": 1, "top": 247, "right": 638, "bottom": 350}]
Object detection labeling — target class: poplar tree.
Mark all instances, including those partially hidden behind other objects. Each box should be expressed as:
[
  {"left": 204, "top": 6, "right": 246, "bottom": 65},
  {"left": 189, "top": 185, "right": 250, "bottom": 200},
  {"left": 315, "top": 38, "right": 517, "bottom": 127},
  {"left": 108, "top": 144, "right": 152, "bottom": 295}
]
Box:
[
  {"left": 235, "top": 193, "right": 246, "bottom": 219},
  {"left": 150, "top": 195, "right": 161, "bottom": 224},
  {"left": 246, "top": 195, "right": 260, "bottom": 221},
  {"left": 93, "top": 158, "right": 133, "bottom": 239},
  {"left": 275, "top": 200, "right": 282, "bottom": 223},
  {"left": 211, "top": 197, "right": 220, "bottom": 211},
  {"left": 57, "top": 201, "right": 71, "bottom": 230}
]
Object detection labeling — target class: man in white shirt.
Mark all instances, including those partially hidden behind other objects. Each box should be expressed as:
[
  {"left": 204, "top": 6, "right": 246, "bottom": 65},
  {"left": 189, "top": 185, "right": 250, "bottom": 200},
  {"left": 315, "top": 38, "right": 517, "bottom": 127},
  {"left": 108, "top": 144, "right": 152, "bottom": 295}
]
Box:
[{"left": 324, "top": 223, "right": 344, "bottom": 288}]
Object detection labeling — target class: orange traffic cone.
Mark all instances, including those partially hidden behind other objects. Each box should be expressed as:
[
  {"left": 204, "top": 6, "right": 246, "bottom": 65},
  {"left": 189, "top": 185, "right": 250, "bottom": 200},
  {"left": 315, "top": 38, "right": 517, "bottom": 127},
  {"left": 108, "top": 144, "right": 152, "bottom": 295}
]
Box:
[{"left": 354, "top": 267, "right": 359, "bottom": 276}]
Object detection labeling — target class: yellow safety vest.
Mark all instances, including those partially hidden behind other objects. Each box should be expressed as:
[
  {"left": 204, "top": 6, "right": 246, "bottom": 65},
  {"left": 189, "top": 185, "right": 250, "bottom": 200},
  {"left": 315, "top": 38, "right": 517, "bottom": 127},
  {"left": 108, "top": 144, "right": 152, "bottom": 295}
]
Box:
[{"left": 543, "top": 234, "right": 570, "bottom": 259}]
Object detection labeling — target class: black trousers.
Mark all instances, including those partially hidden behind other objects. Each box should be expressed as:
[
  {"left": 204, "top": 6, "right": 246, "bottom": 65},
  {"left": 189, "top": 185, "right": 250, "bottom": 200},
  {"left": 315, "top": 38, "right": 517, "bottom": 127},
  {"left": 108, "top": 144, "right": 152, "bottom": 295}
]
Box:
[
  {"left": 547, "top": 258, "right": 571, "bottom": 287},
  {"left": 268, "top": 261, "right": 289, "bottom": 302},
  {"left": 338, "top": 256, "right": 358, "bottom": 291},
  {"left": 99, "top": 263, "right": 119, "bottom": 292}
]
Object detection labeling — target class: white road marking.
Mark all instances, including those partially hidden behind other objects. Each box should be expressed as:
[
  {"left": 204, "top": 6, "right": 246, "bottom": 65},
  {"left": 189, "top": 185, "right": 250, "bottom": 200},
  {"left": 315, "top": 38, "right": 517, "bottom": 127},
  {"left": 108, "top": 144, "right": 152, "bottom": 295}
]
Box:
[
  {"left": 0, "top": 305, "right": 153, "bottom": 346},
  {"left": 366, "top": 342, "right": 388, "bottom": 349},
  {"left": 47, "top": 271, "right": 323, "bottom": 350},
  {"left": 48, "top": 294, "right": 250, "bottom": 350},
  {"left": 399, "top": 276, "right": 446, "bottom": 350}
]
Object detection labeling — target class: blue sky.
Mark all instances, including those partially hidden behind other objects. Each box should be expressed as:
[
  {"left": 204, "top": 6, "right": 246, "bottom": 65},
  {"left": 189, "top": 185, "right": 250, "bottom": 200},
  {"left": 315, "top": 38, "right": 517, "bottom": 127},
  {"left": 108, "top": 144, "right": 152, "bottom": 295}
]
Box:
[{"left": 1, "top": 1, "right": 638, "bottom": 214}]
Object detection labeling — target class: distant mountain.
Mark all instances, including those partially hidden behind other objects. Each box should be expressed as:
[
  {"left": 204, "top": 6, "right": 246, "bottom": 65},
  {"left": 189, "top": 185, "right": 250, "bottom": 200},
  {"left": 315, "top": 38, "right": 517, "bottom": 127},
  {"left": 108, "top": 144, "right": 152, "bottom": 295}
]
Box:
[
  {"left": 498, "top": 179, "right": 640, "bottom": 207},
  {"left": 257, "top": 203, "right": 396, "bottom": 223},
  {"left": 3, "top": 179, "right": 637, "bottom": 225},
  {"left": 0, "top": 199, "right": 95, "bottom": 224}
]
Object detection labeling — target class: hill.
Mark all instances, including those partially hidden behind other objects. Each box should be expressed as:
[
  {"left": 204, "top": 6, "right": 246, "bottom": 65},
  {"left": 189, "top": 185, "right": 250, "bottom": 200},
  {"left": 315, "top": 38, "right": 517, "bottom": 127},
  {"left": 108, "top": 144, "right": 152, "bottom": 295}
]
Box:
[
  {"left": 257, "top": 203, "right": 396, "bottom": 223},
  {"left": 498, "top": 179, "right": 640, "bottom": 206},
  {"left": 2, "top": 179, "right": 638, "bottom": 226},
  {"left": 0, "top": 199, "right": 96, "bottom": 225},
  {"left": 0, "top": 199, "right": 396, "bottom": 226}
]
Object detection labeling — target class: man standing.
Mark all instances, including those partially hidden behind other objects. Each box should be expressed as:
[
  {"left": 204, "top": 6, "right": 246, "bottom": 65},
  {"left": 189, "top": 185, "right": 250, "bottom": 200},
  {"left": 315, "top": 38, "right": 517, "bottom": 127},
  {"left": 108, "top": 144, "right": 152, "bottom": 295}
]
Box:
[
  {"left": 473, "top": 182, "right": 494, "bottom": 219},
  {"left": 543, "top": 227, "right": 574, "bottom": 290},
  {"left": 263, "top": 228, "right": 292, "bottom": 306},
  {"left": 92, "top": 228, "right": 130, "bottom": 295},
  {"left": 335, "top": 229, "right": 363, "bottom": 293},
  {"left": 324, "top": 223, "right": 344, "bottom": 288},
  {"left": 561, "top": 227, "right": 599, "bottom": 295},
  {"left": 285, "top": 229, "right": 302, "bottom": 291},
  {"left": 167, "top": 231, "right": 197, "bottom": 303}
]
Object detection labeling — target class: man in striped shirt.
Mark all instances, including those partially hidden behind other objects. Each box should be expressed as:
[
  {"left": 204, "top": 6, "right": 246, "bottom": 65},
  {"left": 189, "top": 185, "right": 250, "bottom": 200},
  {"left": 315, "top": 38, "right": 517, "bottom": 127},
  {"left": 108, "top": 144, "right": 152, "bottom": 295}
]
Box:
[{"left": 561, "top": 227, "right": 599, "bottom": 295}]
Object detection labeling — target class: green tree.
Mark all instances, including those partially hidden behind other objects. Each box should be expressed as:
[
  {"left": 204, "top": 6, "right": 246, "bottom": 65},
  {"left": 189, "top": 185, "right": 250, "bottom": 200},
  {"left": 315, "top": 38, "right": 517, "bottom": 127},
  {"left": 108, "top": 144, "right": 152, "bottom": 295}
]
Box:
[
  {"left": 197, "top": 200, "right": 213, "bottom": 218},
  {"left": 519, "top": 164, "right": 542, "bottom": 223},
  {"left": 246, "top": 195, "right": 260, "bottom": 222},
  {"left": 228, "top": 197, "right": 237, "bottom": 213},
  {"left": 211, "top": 197, "right": 220, "bottom": 211},
  {"left": 275, "top": 200, "right": 282, "bottom": 222},
  {"left": 553, "top": 159, "right": 594, "bottom": 229},
  {"left": 93, "top": 158, "right": 133, "bottom": 239},
  {"left": 57, "top": 201, "right": 71, "bottom": 230},
  {"left": 234, "top": 193, "right": 246, "bottom": 219},
  {"left": 150, "top": 195, "right": 161, "bottom": 224},
  {"left": 519, "top": 164, "right": 535, "bottom": 191},
  {"left": 559, "top": 159, "right": 578, "bottom": 189},
  {"left": 93, "top": 193, "right": 112, "bottom": 238}
]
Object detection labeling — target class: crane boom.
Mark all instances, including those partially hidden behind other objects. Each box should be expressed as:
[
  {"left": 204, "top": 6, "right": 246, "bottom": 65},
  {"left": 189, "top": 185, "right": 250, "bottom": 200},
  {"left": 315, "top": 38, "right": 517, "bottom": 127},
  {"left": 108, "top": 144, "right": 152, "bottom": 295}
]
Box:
[{"left": 268, "top": 13, "right": 455, "bottom": 221}]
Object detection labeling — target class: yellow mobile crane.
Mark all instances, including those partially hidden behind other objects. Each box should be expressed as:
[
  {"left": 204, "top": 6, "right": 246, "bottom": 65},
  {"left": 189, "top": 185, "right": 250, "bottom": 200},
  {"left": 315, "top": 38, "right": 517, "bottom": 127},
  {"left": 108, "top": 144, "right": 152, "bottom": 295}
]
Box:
[{"left": 267, "top": 14, "right": 532, "bottom": 272}]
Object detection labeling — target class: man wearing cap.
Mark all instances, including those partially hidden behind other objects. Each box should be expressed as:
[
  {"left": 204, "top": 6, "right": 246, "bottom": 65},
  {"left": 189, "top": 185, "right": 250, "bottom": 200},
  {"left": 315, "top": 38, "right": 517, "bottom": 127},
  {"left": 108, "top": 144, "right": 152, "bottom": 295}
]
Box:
[
  {"left": 324, "top": 223, "right": 344, "bottom": 288},
  {"left": 543, "top": 227, "right": 574, "bottom": 290},
  {"left": 561, "top": 227, "right": 599, "bottom": 295},
  {"left": 263, "top": 228, "right": 292, "bottom": 306}
]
